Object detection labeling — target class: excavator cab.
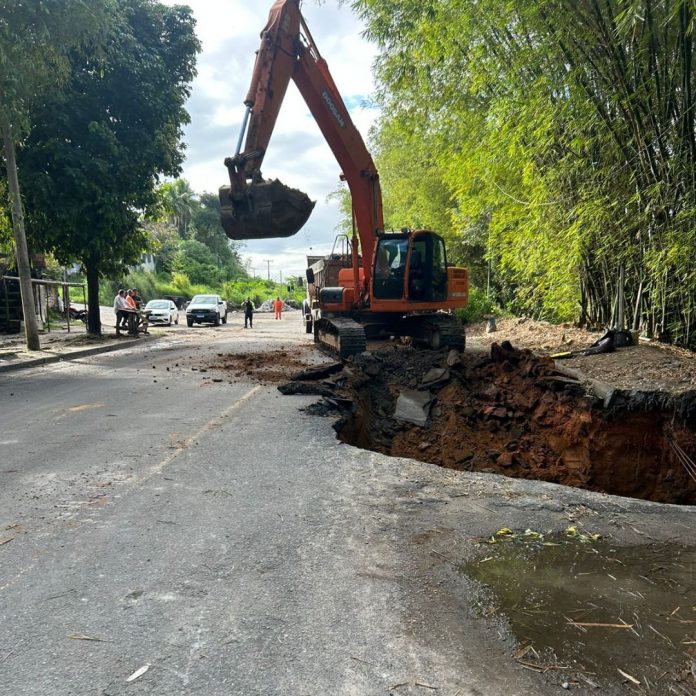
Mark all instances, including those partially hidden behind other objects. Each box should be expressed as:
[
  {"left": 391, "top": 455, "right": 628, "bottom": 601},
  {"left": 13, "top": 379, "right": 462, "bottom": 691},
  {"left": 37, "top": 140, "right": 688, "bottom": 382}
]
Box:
[{"left": 372, "top": 232, "right": 448, "bottom": 303}]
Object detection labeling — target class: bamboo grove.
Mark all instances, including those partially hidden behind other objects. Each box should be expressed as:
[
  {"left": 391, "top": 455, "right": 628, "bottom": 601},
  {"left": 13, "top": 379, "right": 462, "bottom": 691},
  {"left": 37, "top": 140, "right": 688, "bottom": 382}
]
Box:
[{"left": 350, "top": 0, "right": 696, "bottom": 346}]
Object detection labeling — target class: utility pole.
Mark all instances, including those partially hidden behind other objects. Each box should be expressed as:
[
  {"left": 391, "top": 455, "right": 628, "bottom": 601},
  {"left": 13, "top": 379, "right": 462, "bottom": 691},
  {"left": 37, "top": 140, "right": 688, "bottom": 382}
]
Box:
[
  {"left": 2, "top": 116, "right": 40, "bottom": 350},
  {"left": 263, "top": 259, "right": 272, "bottom": 280},
  {"left": 250, "top": 267, "right": 256, "bottom": 278},
  {"left": 279, "top": 269, "right": 283, "bottom": 285}
]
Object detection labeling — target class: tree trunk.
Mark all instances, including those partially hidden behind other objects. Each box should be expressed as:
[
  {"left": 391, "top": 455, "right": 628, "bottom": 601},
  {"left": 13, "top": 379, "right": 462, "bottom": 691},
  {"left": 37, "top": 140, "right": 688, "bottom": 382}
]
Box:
[
  {"left": 1, "top": 115, "right": 41, "bottom": 351},
  {"left": 85, "top": 260, "right": 102, "bottom": 336}
]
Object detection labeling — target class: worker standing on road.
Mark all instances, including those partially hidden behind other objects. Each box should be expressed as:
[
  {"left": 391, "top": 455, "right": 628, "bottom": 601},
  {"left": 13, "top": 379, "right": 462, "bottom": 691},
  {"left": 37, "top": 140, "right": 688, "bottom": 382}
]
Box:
[
  {"left": 243, "top": 297, "right": 254, "bottom": 328},
  {"left": 273, "top": 296, "right": 283, "bottom": 320}
]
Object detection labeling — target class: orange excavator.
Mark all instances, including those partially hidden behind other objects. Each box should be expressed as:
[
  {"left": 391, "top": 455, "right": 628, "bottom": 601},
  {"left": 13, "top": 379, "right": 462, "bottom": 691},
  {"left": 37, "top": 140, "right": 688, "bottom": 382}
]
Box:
[{"left": 219, "top": 0, "right": 468, "bottom": 357}]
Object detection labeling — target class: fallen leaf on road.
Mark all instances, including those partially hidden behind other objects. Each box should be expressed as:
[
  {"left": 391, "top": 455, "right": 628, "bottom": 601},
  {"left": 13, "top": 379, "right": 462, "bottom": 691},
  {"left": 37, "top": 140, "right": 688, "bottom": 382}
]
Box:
[
  {"left": 617, "top": 668, "right": 641, "bottom": 685},
  {"left": 126, "top": 664, "right": 150, "bottom": 682},
  {"left": 0, "top": 537, "right": 14, "bottom": 546},
  {"left": 67, "top": 633, "right": 109, "bottom": 642}
]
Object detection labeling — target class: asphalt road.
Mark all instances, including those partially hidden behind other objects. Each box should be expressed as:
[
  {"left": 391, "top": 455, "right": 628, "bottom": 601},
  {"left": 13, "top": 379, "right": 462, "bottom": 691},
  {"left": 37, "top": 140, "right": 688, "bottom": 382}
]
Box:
[{"left": 1, "top": 315, "right": 694, "bottom": 695}]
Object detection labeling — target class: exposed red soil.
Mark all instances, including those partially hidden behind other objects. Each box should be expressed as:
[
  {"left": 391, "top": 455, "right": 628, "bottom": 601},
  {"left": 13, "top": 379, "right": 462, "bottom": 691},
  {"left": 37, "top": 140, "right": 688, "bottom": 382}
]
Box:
[
  {"left": 206, "top": 330, "right": 696, "bottom": 505},
  {"left": 340, "top": 344, "right": 696, "bottom": 504}
]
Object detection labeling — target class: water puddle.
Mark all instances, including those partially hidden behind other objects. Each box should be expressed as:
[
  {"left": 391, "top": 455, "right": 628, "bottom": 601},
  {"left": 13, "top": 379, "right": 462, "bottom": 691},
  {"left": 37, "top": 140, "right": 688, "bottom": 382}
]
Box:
[{"left": 464, "top": 536, "right": 696, "bottom": 691}]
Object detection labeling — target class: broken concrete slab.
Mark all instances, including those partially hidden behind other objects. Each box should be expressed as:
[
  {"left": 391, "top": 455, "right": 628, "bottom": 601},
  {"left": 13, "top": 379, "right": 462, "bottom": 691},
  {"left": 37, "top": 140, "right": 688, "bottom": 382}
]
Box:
[
  {"left": 446, "top": 349, "right": 462, "bottom": 367},
  {"left": 394, "top": 389, "right": 432, "bottom": 426},
  {"left": 290, "top": 362, "right": 344, "bottom": 382},
  {"left": 419, "top": 367, "right": 450, "bottom": 390},
  {"left": 277, "top": 382, "right": 336, "bottom": 397}
]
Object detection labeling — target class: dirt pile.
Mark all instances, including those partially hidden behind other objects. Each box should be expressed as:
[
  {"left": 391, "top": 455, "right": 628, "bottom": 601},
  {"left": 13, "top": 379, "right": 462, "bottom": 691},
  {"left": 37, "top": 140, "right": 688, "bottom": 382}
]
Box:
[
  {"left": 210, "top": 347, "right": 317, "bottom": 383},
  {"left": 471, "top": 317, "right": 696, "bottom": 393},
  {"left": 334, "top": 343, "right": 696, "bottom": 504}
]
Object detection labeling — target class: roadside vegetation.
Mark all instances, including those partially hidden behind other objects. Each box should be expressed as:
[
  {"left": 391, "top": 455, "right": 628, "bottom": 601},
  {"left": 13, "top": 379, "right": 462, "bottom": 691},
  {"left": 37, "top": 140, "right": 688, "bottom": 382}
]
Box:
[
  {"left": 351, "top": 0, "right": 696, "bottom": 347},
  {"left": 63, "top": 178, "right": 306, "bottom": 308},
  {"left": 1, "top": 0, "right": 201, "bottom": 337}
]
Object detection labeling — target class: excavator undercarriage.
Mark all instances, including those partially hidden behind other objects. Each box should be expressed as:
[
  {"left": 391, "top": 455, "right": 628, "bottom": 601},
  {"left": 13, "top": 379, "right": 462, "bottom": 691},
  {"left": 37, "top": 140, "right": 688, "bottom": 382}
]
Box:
[{"left": 313, "top": 312, "right": 465, "bottom": 359}]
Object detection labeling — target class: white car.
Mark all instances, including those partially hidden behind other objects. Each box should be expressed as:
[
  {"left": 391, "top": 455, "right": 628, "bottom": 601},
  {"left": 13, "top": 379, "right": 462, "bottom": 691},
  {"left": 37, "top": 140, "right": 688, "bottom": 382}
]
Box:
[
  {"left": 186, "top": 294, "right": 228, "bottom": 326},
  {"left": 145, "top": 299, "right": 179, "bottom": 326}
]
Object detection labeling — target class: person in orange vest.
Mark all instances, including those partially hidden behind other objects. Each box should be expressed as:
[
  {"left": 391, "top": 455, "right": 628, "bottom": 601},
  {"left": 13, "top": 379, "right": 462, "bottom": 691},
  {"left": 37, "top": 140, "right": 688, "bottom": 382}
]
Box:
[{"left": 273, "top": 296, "right": 283, "bottom": 320}]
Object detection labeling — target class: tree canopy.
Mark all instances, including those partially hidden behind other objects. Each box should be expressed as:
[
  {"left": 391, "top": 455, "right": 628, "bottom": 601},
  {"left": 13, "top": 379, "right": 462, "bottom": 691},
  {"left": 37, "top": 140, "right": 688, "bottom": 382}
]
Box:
[
  {"left": 19, "top": 0, "right": 200, "bottom": 333},
  {"left": 1, "top": 0, "right": 117, "bottom": 348},
  {"left": 153, "top": 181, "right": 247, "bottom": 282},
  {"left": 351, "top": 0, "right": 696, "bottom": 346}
]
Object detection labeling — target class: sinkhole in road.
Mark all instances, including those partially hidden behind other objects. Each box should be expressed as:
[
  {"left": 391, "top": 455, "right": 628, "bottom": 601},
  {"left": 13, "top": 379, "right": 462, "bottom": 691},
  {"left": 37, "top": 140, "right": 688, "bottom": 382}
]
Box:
[
  {"left": 464, "top": 536, "right": 696, "bottom": 690},
  {"left": 336, "top": 343, "right": 696, "bottom": 505}
]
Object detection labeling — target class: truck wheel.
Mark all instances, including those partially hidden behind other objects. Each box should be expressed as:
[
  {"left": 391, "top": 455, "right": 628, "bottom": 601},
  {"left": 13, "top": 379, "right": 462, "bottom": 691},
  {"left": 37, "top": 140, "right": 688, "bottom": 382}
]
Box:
[
  {"left": 187, "top": 318, "right": 194, "bottom": 327},
  {"left": 222, "top": 313, "right": 227, "bottom": 325},
  {"left": 305, "top": 317, "right": 313, "bottom": 334},
  {"left": 214, "top": 314, "right": 220, "bottom": 327}
]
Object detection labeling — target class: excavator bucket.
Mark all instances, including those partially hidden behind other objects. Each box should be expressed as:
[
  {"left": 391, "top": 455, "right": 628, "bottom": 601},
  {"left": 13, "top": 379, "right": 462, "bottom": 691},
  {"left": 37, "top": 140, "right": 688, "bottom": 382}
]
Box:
[{"left": 219, "top": 179, "right": 315, "bottom": 240}]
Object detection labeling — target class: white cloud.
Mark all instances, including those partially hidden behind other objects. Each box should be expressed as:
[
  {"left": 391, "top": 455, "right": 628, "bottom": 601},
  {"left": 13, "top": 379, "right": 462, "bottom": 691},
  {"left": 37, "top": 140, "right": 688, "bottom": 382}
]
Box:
[{"left": 164, "top": 0, "right": 380, "bottom": 270}]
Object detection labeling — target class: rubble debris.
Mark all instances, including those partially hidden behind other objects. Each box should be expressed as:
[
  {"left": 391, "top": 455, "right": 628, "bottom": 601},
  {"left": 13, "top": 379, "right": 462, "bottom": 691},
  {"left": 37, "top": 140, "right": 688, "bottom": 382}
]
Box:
[
  {"left": 208, "top": 347, "right": 328, "bottom": 384},
  {"left": 419, "top": 367, "right": 450, "bottom": 390},
  {"left": 277, "top": 382, "right": 336, "bottom": 397},
  {"left": 446, "top": 349, "right": 462, "bottom": 367}
]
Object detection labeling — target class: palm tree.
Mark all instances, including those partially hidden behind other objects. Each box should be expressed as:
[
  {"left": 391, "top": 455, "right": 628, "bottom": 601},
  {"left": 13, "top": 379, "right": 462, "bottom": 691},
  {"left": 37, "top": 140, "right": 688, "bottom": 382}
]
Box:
[{"left": 159, "top": 179, "right": 196, "bottom": 238}]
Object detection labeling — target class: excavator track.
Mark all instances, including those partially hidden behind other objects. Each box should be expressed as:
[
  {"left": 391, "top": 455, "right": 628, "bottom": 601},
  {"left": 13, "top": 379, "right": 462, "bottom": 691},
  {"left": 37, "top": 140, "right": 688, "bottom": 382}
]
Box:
[
  {"left": 402, "top": 313, "right": 466, "bottom": 351},
  {"left": 314, "top": 317, "right": 367, "bottom": 359}
]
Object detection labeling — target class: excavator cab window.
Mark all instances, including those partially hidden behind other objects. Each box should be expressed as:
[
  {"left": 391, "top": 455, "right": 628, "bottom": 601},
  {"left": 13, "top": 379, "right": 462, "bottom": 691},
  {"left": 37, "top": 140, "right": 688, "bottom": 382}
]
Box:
[
  {"left": 373, "top": 237, "right": 409, "bottom": 299},
  {"left": 406, "top": 233, "right": 448, "bottom": 302},
  {"left": 430, "top": 235, "right": 448, "bottom": 301}
]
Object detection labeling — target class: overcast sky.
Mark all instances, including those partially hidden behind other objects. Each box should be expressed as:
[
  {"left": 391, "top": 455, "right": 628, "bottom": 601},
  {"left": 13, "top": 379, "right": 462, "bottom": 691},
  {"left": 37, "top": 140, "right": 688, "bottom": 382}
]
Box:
[{"left": 163, "top": 0, "right": 379, "bottom": 282}]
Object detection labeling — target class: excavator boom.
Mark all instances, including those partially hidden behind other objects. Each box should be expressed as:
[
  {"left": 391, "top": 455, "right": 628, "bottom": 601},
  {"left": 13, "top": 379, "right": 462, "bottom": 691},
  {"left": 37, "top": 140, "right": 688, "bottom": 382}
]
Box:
[
  {"left": 219, "top": 0, "right": 382, "bottom": 267},
  {"left": 220, "top": 1, "right": 315, "bottom": 240}
]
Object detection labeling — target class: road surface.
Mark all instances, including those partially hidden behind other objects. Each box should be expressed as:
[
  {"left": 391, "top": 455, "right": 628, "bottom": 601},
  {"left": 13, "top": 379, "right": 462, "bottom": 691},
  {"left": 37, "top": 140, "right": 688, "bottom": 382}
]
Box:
[{"left": 1, "top": 315, "right": 692, "bottom": 695}]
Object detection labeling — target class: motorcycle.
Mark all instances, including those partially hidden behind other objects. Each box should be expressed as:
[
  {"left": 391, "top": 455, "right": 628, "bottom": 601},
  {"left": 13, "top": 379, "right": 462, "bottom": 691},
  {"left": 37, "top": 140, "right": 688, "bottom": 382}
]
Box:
[{"left": 68, "top": 305, "right": 88, "bottom": 324}]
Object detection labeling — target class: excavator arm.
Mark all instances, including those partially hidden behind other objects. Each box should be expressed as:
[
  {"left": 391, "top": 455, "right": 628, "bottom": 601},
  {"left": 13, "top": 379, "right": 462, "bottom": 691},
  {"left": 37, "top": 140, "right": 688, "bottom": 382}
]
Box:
[{"left": 220, "top": 0, "right": 383, "bottom": 286}]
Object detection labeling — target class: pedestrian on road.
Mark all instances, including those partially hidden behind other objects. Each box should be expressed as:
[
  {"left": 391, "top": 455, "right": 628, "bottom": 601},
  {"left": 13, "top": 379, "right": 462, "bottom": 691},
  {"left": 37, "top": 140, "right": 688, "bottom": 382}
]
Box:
[
  {"left": 243, "top": 297, "right": 254, "bottom": 328},
  {"left": 125, "top": 289, "right": 137, "bottom": 311},
  {"left": 273, "top": 296, "right": 283, "bottom": 320},
  {"left": 113, "top": 289, "right": 129, "bottom": 330}
]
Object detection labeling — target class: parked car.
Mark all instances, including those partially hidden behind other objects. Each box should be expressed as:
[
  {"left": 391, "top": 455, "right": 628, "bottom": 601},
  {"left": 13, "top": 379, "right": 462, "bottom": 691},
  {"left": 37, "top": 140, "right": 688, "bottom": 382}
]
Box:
[
  {"left": 186, "top": 294, "right": 228, "bottom": 327},
  {"left": 145, "top": 299, "right": 179, "bottom": 326}
]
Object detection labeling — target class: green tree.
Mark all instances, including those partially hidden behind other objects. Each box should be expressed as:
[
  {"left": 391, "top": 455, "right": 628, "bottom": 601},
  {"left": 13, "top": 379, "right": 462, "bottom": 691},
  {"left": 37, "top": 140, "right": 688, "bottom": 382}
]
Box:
[
  {"left": 0, "top": 0, "right": 115, "bottom": 349},
  {"left": 19, "top": 0, "right": 200, "bottom": 334},
  {"left": 172, "top": 239, "right": 222, "bottom": 286},
  {"left": 351, "top": 0, "right": 696, "bottom": 344},
  {"left": 159, "top": 178, "right": 197, "bottom": 238},
  {"left": 192, "top": 192, "right": 246, "bottom": 279}
]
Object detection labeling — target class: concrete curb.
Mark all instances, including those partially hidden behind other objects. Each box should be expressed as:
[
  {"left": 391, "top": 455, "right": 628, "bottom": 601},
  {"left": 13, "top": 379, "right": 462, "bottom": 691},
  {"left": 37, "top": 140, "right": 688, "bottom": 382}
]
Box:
[{"left": 0, "top": 337, "right": 156, "bottom": 374}]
